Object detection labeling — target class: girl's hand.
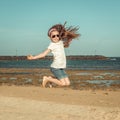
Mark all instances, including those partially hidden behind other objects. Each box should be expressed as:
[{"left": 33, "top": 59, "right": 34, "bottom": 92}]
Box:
[{"left": 27, "top": 55, "right": 34, "bottom": 60}]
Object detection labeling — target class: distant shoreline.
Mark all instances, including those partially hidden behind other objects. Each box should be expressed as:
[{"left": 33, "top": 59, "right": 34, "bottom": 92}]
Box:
[{"left": 0, "top": 55, "right": 108, "bottom": 60}]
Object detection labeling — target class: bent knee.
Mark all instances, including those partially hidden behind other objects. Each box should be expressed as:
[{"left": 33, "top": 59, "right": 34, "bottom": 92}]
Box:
[
  {"left": 66, "top": 81, "right": 70, "bottom": 86},
  {"left": 61, "top": 82, "right": 66, "bottom": 86},
  {"left": 60, "top": 78, "right": 70, "bottom": 86},
  {"left": 61, "top": 81, "right": 70, "bottom": 86},
  {"left": 65, "top": 78, "right": 71, "bottom": 86}
]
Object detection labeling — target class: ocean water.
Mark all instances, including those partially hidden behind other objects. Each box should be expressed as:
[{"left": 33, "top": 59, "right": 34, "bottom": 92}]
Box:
[{"left": 0, "top": 57, "right": 120, "bottom": 70}]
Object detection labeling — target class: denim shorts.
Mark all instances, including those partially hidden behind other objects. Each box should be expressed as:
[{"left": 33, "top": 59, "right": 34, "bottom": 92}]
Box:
[{"left": 50, "top": 67, "right": 68, "bottom": 80}]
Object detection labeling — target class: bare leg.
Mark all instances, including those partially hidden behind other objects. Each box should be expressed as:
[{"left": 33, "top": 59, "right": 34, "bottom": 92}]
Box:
[
  {"left": 42, "top": 76, "right": 68, "bottom": 87},
  {"left": 64, "top": 77, "right": 70, "bottom": 86},
  {"left": 42, "top": 76, "right": 48, "bottom": 87}
]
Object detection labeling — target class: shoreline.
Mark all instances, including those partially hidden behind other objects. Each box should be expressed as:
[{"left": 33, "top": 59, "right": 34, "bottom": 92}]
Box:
[
  {"left": 0, "top": 55, "right": 109, "bottom": 60},
  {"left": 0, "top": 68, "right": 120, "bottom": 90}
]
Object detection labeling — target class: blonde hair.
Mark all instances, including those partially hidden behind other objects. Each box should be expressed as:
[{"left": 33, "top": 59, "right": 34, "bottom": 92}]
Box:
[{"left": 48, "top": 22, "right": 80, "bottom": 47}]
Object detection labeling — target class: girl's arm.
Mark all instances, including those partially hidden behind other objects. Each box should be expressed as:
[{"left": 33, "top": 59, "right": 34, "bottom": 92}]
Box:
[{"left": 27, "top": 49, "right": 51, "bottom": 60}]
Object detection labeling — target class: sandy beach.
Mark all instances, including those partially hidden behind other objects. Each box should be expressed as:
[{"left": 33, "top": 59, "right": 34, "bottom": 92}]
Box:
[
  {"left": 0, "top": 68, "right": 120, "bottom": 120},
  {"left": 0, "top": 86, "right": 120, "bottom": 120}
]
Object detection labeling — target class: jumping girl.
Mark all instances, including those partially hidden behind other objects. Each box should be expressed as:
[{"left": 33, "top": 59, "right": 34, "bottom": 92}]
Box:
[{"left": 27, "top": 22, "right": 80, "bottom": 87}]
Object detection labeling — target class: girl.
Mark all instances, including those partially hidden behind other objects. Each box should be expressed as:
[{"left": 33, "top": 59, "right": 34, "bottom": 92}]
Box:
[{"left": 27, "top": 22, "right": 80, "bottom": 87}]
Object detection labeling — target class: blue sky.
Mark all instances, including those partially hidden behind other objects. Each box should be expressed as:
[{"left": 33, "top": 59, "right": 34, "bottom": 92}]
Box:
[{"left": 0, "top": 0, "right": 120, "bottom": 57}]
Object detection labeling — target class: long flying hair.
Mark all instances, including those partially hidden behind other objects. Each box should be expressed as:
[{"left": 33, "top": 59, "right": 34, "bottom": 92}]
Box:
[{"left": 48, "top": 22, "right": 80, "bottom": 47}]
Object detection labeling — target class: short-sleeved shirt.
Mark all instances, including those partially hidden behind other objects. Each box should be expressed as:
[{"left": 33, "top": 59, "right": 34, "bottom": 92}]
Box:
[{"left": 48, "top": 41, "right": 66, "bottom": 68}]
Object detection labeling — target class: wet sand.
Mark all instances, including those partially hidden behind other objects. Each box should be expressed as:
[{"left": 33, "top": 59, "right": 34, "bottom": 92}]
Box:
[
  {"left": 0, "top": 68, "right": 120, "bottom": 120},
  {"left": 0, "top": 68, "right": 120, "bottom": 90}
]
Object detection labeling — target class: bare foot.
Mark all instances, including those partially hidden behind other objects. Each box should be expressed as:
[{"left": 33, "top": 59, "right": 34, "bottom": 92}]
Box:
[
  {"left": 42, "top": 76, "right": 48, "bottom": 88},
  {"left": 48, "top": 82, "right": 53, "bottom": 88}
]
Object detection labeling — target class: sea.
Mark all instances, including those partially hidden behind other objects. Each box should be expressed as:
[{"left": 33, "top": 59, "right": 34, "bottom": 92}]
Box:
[{"left": 0, "top": 57, "right": 120, "bottom": 70}]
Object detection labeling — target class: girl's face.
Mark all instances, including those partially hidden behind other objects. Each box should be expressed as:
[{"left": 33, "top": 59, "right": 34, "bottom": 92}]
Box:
[{"left": 50, "top": 31, "right": 60, "bottom": 43}]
